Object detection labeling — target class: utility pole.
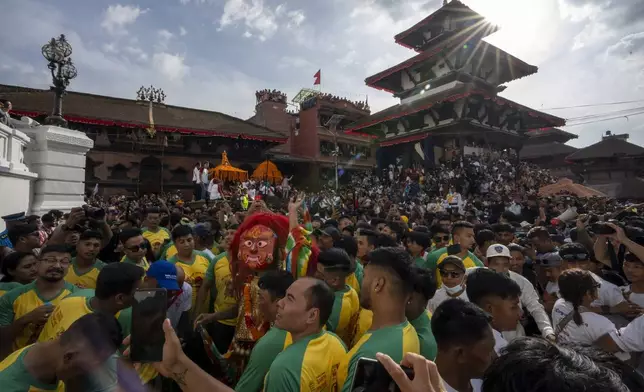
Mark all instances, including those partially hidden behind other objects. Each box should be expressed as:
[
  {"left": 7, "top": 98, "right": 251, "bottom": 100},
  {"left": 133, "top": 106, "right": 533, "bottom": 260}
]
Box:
[{"left": 325, "top": 114, "right": 345, "bottom": 190}]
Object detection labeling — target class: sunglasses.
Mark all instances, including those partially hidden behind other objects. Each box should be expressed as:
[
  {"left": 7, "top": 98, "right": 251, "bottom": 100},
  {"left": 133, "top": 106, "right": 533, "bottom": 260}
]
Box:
[
  {"left": 439, "top": 270, "right": 462, "bottom": 278},
  {"left": 126, "top": 243, "right": 148, "bottom": 252},
  {"left": 434, "top": 235, "right": 450, "bottom": 242},
  {"left": 560, "top": 253, "right": 589, "bottom": 261}
]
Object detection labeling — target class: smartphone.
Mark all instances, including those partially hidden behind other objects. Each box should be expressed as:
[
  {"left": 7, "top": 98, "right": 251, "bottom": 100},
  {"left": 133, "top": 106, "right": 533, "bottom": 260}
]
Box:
[
  {"left": 590, "top": 222, "right": 616, "bottom": 235},
  {"left": 447, "top": 244, "right": 462, "bottom": 255},
  {"left": 130, "top": 288, "right": 167, "bottom": 363},
  {"left": 350, "top": 357, "right": 414, "bottom": 392}
]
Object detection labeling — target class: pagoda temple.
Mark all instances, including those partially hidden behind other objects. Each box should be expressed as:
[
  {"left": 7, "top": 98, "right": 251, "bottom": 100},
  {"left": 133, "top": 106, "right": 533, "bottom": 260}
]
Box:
[
  {"left": 0, "top": 84, "right": 286, "bottom": 196},
  {"left": 346, "top": 0, "right": 569, "bottom": 170}
]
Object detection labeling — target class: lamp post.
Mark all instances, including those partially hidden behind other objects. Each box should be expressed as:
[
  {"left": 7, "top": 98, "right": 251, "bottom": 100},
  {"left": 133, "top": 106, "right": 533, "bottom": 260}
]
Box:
[
  {"left": 324, "top": 114, "right": 345, "bottom": 190},
  {"left": 41, "top": 34, "right": 77, "bottom": 127}
]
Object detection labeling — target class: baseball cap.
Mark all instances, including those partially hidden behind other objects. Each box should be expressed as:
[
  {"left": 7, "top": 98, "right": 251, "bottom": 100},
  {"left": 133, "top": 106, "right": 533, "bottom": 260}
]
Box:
[
  {"left": 538, "top": 252, "right": 563, "bottom": 267},
  {"left": 438, "top": 256, "right": 466, "bottom": 272},
  {"left": 321, "top": 226, "right": 341, "bottom": 242},
  {"left": 146, "top": 260, "right": 179, "bottom": 290},
  {"left": 193, "top": 223, "right": 212, "bottom": 238},
  {"left": 486, "top": 244, "right": 511, "bottom": 259}
]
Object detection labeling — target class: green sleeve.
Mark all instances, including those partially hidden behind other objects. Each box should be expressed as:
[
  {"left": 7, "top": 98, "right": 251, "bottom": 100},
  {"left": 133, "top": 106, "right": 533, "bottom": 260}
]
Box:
[
  {"left": 235, "top": 329, "right": 287, "bottom": 392},
  {"left": 0, "top": 288, "right": 18, "bottom": 326},
  {"left": 470, "top": 252, "right": 484, "bottom": 267},
  {"left": 425, "top": 248, "right": 445, "bottom": 271},
  {"left": 354, "top": 263, "right": 364, "bottom": 287},
  {"left": 160, "top": 242, "right": 173, "bottom": 260},
  {"left": 418, "top": 331, "right": 437, "bottom": 361},
  {"left": 95, "top": 260, "right": 106, "bottom": 270},
  {"left": 206, "top": 252, "right": 226, "bottom": 283},
  {"left": 68, "top": 289, "right": 95, "bottom": 298},
  {"left": 340, "top": 353, "right": 361, "bottom": 392},
  {"left": 117, "top": 308, "right": 132, "bottom": 350},
  {"left": 325, "top": 293, "right": 343, "bottom": 333},
  {"left": 263, "top": 360, "right": 300, "bottom": 392}
]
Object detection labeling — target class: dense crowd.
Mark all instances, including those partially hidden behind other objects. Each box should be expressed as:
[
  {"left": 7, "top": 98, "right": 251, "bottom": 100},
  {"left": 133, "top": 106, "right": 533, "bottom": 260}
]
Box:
[{"left": 0, "top": 152, "right": 643, "bottom": 392}]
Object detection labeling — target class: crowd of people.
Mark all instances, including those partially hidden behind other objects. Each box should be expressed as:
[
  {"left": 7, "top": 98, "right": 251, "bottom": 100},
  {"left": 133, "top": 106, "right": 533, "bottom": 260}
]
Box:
[{"left": 0, "top": 151, "right": 643, "bottom": 392}]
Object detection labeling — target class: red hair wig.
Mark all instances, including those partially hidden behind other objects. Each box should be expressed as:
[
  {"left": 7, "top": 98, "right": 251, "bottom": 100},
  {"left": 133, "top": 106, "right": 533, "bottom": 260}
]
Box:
[{"left": 229, "top": 212, "right": 290, "bottom": 295}]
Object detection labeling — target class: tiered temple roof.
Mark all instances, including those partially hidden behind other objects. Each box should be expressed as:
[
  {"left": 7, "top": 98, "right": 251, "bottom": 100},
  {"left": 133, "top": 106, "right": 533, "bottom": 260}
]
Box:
[
  {"left": 1, "top": 84, "right": 286, "bottom": 143},
  {"left": 566, "top": 136, "right": 644, "bottom": 161}
]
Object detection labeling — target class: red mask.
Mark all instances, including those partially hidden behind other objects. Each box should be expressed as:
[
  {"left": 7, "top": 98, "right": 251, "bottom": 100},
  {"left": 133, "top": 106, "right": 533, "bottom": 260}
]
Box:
[{"left": 237, "top": 224, "right": 277, "bottom": 271}]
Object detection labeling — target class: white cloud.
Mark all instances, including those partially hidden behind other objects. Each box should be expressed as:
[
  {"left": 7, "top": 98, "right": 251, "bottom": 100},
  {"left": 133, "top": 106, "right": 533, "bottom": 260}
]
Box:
[
  {"left": 101, "top": 4, "right": 148, "bottom": 34},
  {"left": 219, "top": 0, "right": 305, "bottom": 41},
  {"left": 152, "top": 52, "right": 189, "bottom": 81},
  {"left": 243, "top": 31, "right": 253, "bottom": 38},
  {"left": 278, "top": 56, "right": 312, "bottom": 69},
  {"left": 179, "top": 26, "right": 187, "bottom": 36},
  {"left": 102, "top": 43, "right": 118, "bottom": 53},
  {"left": 124, "top": 46, "right": 148, "bottom": 61},
  {"left": 158, "top": 29, "right": 174, "bottom": 41}
]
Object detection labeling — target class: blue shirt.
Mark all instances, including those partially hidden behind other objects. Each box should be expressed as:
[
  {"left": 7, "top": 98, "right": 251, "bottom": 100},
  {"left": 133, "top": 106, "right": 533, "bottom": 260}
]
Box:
[{"left": 0, "top": 230, "right": 12, "bottom": 248}]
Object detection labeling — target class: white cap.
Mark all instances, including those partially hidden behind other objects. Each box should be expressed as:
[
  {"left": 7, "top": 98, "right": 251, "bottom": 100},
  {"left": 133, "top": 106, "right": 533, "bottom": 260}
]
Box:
[{"left": 486, "top": 244, "right": 511, "bottom": 259}]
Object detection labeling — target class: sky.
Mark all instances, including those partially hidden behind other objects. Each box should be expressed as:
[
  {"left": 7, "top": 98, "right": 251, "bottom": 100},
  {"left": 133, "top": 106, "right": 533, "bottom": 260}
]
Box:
[{"left": 2, "top": 0, "right": 644, "bottom": 148}]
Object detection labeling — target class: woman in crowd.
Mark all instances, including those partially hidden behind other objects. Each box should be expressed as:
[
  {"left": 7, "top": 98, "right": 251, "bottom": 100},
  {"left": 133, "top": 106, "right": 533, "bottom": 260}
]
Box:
[{"left": 0, "top": 251, "right": 38, "bottom": 296}]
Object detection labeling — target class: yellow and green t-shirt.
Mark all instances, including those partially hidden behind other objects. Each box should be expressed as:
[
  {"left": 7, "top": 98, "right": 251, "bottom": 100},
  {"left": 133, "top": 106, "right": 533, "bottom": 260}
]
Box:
[
  {"left": 168, "top": 251, "right": 210, "bottom": 307},
  {"left": 141, "top": 227, "right": 170, "bottom": 255},
  {"left": 338, "top": 320, "right": 420, "bottom": 392},
  {"left": 351, "top": 308, "right": 373, "bottom": 348},
  {"left": 346, "top": 262, "right": 364, "bottom": 295},
  {"left": 425, "top": 247, "right": 483, "bottom": 287},
  {"left": 64, "top": 258, "right": 106, "bottom": 289},
  {"left": 264, "top": 331, "right": 347, "bottom": 392},
  {"left": 234, "top": 327, "right": 292, "bottom": 392},
  {"left": 0, "top": 282, "right": 23, "bottom": 298},
  {"left": 120, "top": 256, "right": 150, "bottom": 272},
  {"left": 160, "top": 242, "right": 177, "bottom": 261},
  {"left": 0, "top": 281, "right": 77, "bottom": 351},
  {"left": 326, "top": 285, "right": 360, "bottom": 347},
  {"left": 0, "top": 345, "right": 59, "bottom": 391},
  {"left": 410, "top": 310, "right": 437, "bottom": 361},
  {"left": 413, "top": 251, "right": 431, "bottom": 269},
  {"left": 205, "top": 252, "right": 237, "bottom": 326}
]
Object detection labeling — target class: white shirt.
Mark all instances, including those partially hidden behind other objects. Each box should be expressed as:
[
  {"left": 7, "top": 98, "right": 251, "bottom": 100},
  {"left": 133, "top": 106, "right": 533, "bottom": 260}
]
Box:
[
  {"left": 428, "top": 286, "right": 468, "bottom": 313},
  {"left": 590, "top": 271, "right": 625, "bottom": 308},
  {"left": 621, "top": 285, "right": 644, "bottom": 307},
  {"left": 610, "top": 314, "right": 644, "bottom": 352},
  {"left": 545, "top": 281, "right": 559, "bottom": 297},
  {"left": 201, "top": 169, "right": 209, "bottom": 185},
  {"left": 508, "top": 270, "right": 554, "bottom": 339},
  {"left": 168, "top": 282, "right": 192, "bottom": 330},
  {"left": 552, "top": 299, "right": 617, "bottom": 346},
  {"left": 492, "top": 329, "right": 508, "bottom": 355},
  {"left": 442, "top": 378, "right": 481, "bottom": 392},
  {"left": 193, "top": 167, "right": 201, "bottom": 184}
]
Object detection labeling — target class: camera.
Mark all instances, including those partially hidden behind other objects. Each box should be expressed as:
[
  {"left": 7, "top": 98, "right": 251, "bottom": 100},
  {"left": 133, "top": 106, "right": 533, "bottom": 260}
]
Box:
[{"left": 84, "top": 206, "right": 106, "bottom": 220}]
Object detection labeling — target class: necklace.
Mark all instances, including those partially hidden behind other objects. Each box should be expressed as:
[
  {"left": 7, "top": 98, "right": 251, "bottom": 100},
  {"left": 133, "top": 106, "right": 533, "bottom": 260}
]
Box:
[{"left": 243, "top": 283, "right": 268, "bottom": 341}]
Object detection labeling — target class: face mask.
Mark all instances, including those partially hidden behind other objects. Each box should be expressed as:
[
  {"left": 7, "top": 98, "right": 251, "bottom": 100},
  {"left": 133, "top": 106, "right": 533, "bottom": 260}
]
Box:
[{"left": 445, "top": 283, "right": 464, "bottom": 295}]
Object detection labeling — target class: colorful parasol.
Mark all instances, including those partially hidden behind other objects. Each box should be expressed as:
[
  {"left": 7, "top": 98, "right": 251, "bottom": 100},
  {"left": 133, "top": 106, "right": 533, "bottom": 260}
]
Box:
[
  {"left": 538, "top": 178, "right": 606, "bottom": 198},
  {"left": 251, "top": 160, "right": 283, "bottom": 184},
  {"left": 210, "top": 151, "right": 248, "bottom": 182}
]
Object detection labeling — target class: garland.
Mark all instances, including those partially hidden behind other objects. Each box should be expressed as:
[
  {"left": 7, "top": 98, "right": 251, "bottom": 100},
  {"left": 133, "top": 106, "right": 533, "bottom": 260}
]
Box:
[{"left": 243, "top": 283, "right": 268, "bottom": 341}]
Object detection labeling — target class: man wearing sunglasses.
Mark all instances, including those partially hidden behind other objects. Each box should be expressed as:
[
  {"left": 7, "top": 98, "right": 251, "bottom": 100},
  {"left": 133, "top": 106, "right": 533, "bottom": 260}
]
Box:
[
  {"left": 428, "top": 256, "right": 468, "bottom": 313},
  {"left": 429, "top": 225, "right": 449, "bottom": 251},
  {"left": 119, "top": 228, "right": 150, "bottom": 271}
]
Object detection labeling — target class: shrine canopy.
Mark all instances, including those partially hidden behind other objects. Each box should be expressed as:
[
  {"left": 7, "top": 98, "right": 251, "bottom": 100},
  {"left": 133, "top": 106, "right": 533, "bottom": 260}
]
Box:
[
  {"left": 251, "top": 160, "right": 283, "bottom": 184},
  {"left": 539, "top": 178, "right": 606, "bottom": 198},
  {"left": 210, "top": 151, "right": 248, "bottom": 182}
]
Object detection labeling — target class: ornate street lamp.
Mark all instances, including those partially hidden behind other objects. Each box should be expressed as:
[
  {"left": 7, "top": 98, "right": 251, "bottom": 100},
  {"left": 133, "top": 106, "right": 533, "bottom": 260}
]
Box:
[
  {"left": 42, "top": 34, "right": 77, "bottom": 127},
  {"left": 136, "top": 85, "right": 165, "bottom": 138}
]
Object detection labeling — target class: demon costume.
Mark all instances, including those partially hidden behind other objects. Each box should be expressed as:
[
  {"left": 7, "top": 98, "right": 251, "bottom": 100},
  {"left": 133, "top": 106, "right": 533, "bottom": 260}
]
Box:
[{"left": 221, "top": 211, "right": 318, "bottom": 381}]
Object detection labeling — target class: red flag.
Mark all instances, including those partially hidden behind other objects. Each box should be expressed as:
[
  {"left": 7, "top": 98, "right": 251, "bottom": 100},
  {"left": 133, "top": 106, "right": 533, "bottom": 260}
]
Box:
[{"left": 313, "top": 69, "right": 321, "bottom": 85}]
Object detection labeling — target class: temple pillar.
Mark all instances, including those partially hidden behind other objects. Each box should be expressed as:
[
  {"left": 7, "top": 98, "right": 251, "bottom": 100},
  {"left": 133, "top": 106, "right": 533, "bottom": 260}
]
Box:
[
  {"left": 0, "top": 121, "right": 38, "bottom": 231},
  {"left": 423, "top": 136, "right": 435, "bottom": 170},
  {"left": 14, "top": 118, "right": 94, "bottom": 214}
]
